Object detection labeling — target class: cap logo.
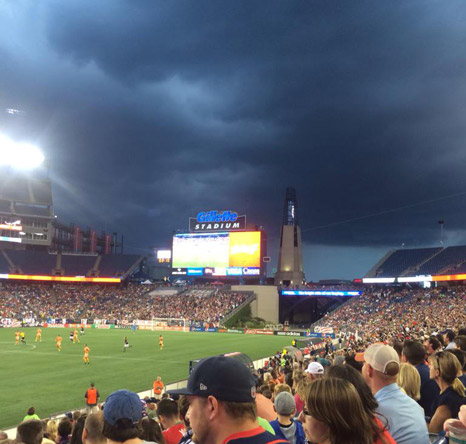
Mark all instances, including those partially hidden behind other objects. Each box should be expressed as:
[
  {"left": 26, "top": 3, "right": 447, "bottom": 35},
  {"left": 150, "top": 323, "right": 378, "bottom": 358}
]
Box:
[
  {"left": 200, "top": 383, "right": 208, "bottom": 391},
  {"left": 251, "top": 386, "right": 256, "bottom": 399}
]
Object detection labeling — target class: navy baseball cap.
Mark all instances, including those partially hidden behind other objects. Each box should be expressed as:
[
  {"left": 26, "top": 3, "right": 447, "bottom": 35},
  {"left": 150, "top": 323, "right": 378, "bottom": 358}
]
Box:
[
  {"left": 168, "top": 356, "right": 256, "bottom": 402},
  {"left": 103, "top": 390, "right": 142, "bottom": 425}
]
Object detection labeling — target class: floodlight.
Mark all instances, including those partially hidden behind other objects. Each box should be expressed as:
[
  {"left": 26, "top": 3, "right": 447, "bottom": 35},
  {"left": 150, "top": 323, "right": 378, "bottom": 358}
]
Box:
[{"left": 0, "top": 134, "right": 44, "bottom": 169}]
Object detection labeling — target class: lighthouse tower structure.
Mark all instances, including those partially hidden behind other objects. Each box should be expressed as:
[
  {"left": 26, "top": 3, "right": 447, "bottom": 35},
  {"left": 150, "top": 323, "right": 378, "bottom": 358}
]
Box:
[{"left": 274, "top": 187, "right": 305, "bottom": 286}]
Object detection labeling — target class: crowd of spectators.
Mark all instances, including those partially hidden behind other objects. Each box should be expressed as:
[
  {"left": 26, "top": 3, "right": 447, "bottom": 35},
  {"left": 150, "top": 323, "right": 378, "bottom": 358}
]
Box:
[
  {"left": 316, "top": 286, "right": 466, "bottom": 345},
  {"left": 0, "top": 282, "right": 248, "bottom": 326}
]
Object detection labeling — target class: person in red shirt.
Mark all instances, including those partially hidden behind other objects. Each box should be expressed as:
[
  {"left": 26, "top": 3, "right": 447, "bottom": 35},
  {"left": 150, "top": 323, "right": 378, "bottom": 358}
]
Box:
[{"left": 157, "top": 399, "right": 185, "bottom": 444}]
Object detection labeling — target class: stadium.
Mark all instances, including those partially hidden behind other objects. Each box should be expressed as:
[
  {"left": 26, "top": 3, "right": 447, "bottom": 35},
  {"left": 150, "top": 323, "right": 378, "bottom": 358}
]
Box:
[{"left": 1, "top": 160, "right": 466, "bottom": 443}]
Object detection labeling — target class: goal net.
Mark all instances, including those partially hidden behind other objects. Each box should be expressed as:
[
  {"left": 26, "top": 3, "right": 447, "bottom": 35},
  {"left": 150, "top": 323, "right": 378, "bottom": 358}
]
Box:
[{"left": 149, "top": 317, "right": 188, "bottom": 332}]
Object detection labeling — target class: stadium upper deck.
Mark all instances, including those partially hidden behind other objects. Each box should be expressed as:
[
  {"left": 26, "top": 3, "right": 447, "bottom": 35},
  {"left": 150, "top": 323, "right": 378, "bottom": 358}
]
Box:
[
  {"left": 365, "top": 245, "right": 466, "bottom": 282},
  {"left": 0, "top": 249, "right": 143, "bottom": 280}
]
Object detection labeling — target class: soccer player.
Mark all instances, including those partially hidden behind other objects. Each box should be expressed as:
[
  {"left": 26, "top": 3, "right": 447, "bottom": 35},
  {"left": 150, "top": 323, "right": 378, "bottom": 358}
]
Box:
[
  {"left": 35, "top": 328, "right": 42, "bottom": 342},
  {"left": 123, "top": 336, "right": 131, "bottom": 352},
  {"left": 159, "top": 334, "right": 164, "bottom": 350},
  {"left": 20, "top": 331, "right": 26, "bottom": 344},
  {"left": 83, "top": 344, "right": 90, "bottom": 364},
  {"left": 56, "top": 334, "right": 62, "bottom": 351},
  {"left": 73, "top": 329, "right": 80, "bottom": 343},
  {"left": 15, "top": 330, "right": 20, "bottom": 345},
  {"left": 69, "top": 331, "right": 74, "bottom": 342},
  {"left": 80, "top": 325, "right": 85, "bottom": 336}
]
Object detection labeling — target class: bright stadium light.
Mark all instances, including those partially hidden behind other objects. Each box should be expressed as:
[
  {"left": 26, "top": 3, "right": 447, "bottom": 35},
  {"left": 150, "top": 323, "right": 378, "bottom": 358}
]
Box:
[{"left": 0, "top": 134, "right": 44, "bottom": 170}]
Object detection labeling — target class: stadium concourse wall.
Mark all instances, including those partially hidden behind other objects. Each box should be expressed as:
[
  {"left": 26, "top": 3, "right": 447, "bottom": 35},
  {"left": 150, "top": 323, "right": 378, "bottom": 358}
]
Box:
[{"left": 231, "top": 285, "right": 279, "bottom": 324}]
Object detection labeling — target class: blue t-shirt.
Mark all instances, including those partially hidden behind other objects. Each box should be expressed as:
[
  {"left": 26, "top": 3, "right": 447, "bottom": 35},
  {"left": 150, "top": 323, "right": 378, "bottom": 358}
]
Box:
[
  {"left": 434, "top": 386, "right": 466, "bottom": 419},
  {"left": 223, "top": 426, "right": 289, "bottom": 444}
]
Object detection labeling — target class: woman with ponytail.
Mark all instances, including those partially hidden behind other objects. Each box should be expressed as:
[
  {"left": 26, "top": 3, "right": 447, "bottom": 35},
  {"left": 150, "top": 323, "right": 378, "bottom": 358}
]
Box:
[
  {"left": 428, "top": 350, "right": 466, "bottom": 432},
  {"left": 300, "top": 378, "right": 395, "bottom": 444}
]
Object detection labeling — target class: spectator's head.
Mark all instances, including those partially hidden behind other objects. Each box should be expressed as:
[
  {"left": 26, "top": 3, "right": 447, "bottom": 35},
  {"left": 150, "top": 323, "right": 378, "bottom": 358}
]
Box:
[
  {"left": 156, "top": 399, "right": 179, "bottom": 430},
  {"left": 302, "top": 378, "right": 379, "bottom": 444},
  {"left": 45, "top": 419, "right": 58, "bottom": 442},
  {"left": 178, "top": 396, "right": 190, "bottom": 428},
  {"left": 0, "top": 431, "right": 8, "bottom": 441},
  {"left": 102, "top": 390, "right": 142, "bottom": 443},
  {"left": 139, "top": 418, "right": 164, "bottom": 444},
  {"left": 446, "top": 349, "right": 466, "bottom": 373},
  {"left": 16, "top": 420, "right": 43, "bottom": 444},
  {"left": 429, "top": 351, "right": 465, "bottom": 397},
  {"left": 402, "top": 340, "right": 426, "bottom": 366},
  {"left": 26, "top": 407, "right": 36, "bottom": 416},
  {"left": 167, "top": 356, "right": 257, "bottom": 444},
  {"left": 356, "top": 344, "right": 400, "bottom": 393},
  {"left": 455, "top": 335, "right": 466, "bottom": 352},
  {"left": 397, "top": 363, "right": 421, "bottom": 401},
  {"left": 57, "top": 419, "right": 72, "bottom": 440},
  {"left": 272, "top": 383, "right": 291, "bottom": 401},
  {"left": 424, "top": 336, "right": 441, "bottom": 356},
  {"left": 436, "top": 333, "right": 445, "bottom": 348},
  {"left": 82, "top": 412, "right": 105, "bottom": 444},
  {"left": 305, "top": 362, "right": 324, "bottom": 381},
  {"left": 392, "top": 340, "right": 403, "bottom": 359},
  {"left": 273, "top": 392, "right": 296, "bottom": 418},
  {"left": 70, "top": 414, "right": 87, "bottom": 444},
  {"left": 326, "top": 364, "right": 378, "bottom": 414},
  {"left": 445, "top": 330, "right": 456, "bottom": 345}
]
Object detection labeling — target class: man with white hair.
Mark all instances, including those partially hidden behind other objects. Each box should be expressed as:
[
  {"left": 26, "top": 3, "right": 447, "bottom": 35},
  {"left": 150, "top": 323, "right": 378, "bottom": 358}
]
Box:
[{"left": 356, "top": 343, "right": 430, "bottom": 444}]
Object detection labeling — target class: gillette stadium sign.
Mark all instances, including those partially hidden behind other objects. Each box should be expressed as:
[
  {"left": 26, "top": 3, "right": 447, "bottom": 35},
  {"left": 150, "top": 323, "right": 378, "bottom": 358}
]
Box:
[{"left": 189, "top": 210, "right": 246, "bottom": 232}]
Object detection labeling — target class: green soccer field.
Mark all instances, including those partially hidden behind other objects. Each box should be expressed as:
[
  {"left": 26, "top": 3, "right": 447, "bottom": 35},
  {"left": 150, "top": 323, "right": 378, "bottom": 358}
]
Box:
[{"left": 1, "top": 327, "right": 291, "bottom": 430}]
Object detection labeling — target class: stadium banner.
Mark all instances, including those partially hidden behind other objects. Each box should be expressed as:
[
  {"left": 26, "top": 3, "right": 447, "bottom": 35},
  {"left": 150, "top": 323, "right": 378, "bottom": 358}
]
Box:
[
  {"left": 244, "top": 329, "right": 275, "bottom": 335},
  {"left": 0, "top": 318, "right": 21, "bottom": 327},
  {"left": 93, "top": 324, "right": 114, "bottom": 329},
  {"left": 226, "top": 328, "right": 244, "bottom": 334},
  {"left": 275, "top": 331, "right": 302, "bottom": 336},
  {"left": 190, "top": 327, "right": 206, "bottom": 332},
  {"left": 314, "top": 326, "right": 334, "bottom": 334},
  {"left": 304, "top": 332, "right": 336, "bottom": 339},
  {"left": 43, "top": 323, "right": 65, "bottom": 328}
]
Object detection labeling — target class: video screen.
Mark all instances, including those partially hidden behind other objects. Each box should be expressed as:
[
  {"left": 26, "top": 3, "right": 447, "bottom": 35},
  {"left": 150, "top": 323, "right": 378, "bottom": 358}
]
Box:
[{"left": 172, "top": 231, "right": 261, "bottom": 276}]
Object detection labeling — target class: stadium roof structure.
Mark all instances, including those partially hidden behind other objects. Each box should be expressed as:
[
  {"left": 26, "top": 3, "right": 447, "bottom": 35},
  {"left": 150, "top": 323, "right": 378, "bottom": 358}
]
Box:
[
  {"left": 364, "top": 245, "right": 466, "bottom": 283},
  {"left": 0, "top": 175, "right": 52, "bottom": 206}
]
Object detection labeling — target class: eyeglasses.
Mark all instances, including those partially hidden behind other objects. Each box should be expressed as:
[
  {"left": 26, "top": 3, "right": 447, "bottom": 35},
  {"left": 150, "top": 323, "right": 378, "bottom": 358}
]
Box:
[{"left": 302, "top": 408, "right": 311, "bottom": 416}]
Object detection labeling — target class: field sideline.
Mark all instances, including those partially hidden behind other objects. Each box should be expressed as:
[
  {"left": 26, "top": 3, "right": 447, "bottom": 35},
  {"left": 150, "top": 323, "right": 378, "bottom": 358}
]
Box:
[{"left": 1, "top": 327, "right": 292, "bottom": 429}]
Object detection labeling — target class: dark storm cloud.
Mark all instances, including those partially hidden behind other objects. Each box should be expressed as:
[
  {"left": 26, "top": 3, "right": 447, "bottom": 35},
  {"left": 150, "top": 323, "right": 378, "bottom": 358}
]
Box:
[{"left": 1, "top": 1, "right": 466, "bottom": 278}]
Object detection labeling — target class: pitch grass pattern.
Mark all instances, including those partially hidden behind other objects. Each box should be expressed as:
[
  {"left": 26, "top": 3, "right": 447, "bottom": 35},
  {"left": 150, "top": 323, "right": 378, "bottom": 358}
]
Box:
[{"left": 0, "top": 327, "right": 292, "bottom": 429}]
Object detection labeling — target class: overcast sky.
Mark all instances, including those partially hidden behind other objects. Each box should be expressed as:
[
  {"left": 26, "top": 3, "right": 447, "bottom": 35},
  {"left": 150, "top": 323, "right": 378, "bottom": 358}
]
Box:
[{"left": 1, "top": 1, "right": 466, "bottom": 281}]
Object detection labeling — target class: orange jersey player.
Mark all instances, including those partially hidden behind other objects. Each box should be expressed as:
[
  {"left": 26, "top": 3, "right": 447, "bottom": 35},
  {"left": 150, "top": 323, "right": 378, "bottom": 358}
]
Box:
[
  {"left": 73, "top": 329, "right": 80, "bottom": 343},
  {"left": 159, "top": 334, "right": 164, "bottom": 350},
  {"left": 56, "top": 335, "right": 62, "bottom": 351},
  {"left": 83, "top": 344, "right": 90, "bottom": 364},
  {"left": 15, "top": 330, "right": 20, "bottom": 345},
  {"left": 35, "top": 328, "right": 42, "bottom": 342}
]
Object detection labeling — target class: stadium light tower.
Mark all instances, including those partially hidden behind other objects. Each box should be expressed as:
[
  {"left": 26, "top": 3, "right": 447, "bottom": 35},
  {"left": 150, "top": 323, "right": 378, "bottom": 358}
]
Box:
[{"left": 0, "top": 134, "right": 44, "bottom": 170}]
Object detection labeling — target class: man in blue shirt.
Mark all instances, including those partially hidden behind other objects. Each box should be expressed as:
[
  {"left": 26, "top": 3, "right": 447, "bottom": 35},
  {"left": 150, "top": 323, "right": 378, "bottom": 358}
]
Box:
[
  {"left": 356, "top": 343, "right": 430, "bottom": 444},
  {"left": 402, "top": 339, "right": 439, "bottom": 418}
]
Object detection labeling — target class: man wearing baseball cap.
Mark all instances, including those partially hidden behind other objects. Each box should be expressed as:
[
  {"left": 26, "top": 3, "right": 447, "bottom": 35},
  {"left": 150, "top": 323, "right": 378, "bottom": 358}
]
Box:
[
  {"left": 168, "top": 356, "right": 289, "bottom": 444},
  {"left": 304, "top": 361, "right": 324, "bottom": 381},
  {"left": 356, "top": 343, "right": 429, "bottom": 444},
  {"left": 102, "top": 390, "right": 150, "bottom": 444}
]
